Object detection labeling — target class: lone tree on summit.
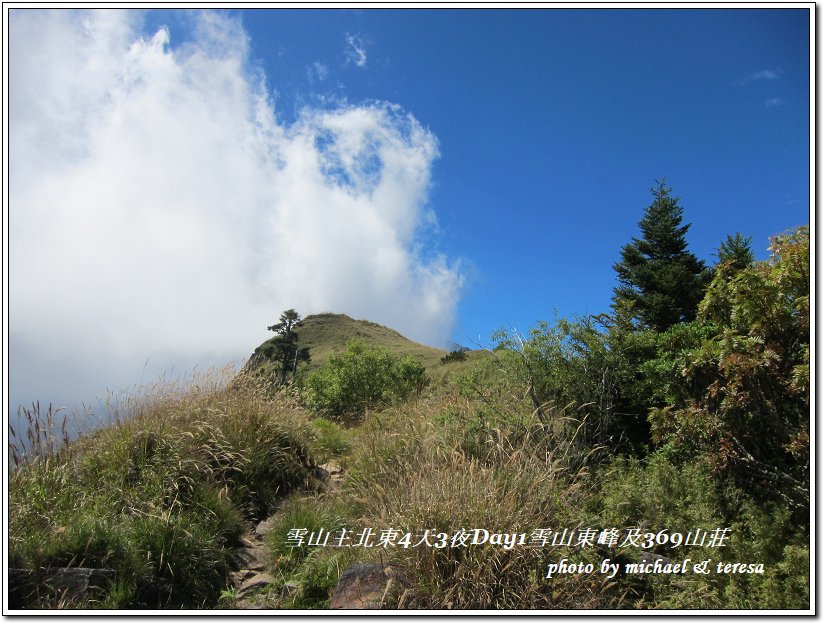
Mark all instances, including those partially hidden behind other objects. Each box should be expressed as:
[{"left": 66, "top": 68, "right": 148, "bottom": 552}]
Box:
[
  {"left": 612, "top": 180, "right": 710, "bottom": 332},
  {"left": 267, "top": 309, "right": 310, "bottom": 385}
]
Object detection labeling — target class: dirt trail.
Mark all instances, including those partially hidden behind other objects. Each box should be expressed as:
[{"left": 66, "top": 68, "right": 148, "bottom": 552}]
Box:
[{"left": 226, "top": 462, "right": 345, "bottom": 608}]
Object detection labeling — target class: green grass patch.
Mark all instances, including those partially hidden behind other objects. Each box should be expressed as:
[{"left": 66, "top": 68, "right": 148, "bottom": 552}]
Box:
[
  {"left": 262, "top": 494, "right": 364, "bottom": 608},
  {"left": 308, "top": 418, "right": 352, "bottom": 464},
  {"left": 9, "top": 378, "right": 317, "bottom": 609}
]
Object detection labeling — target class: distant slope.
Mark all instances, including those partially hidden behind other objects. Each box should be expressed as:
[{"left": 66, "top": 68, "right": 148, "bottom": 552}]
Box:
[{"left": 246, "top": 313, "right": 450, "bottom": 375}]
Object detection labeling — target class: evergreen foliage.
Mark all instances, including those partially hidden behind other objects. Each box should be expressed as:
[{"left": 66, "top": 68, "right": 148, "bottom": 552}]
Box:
[
  {"left": 717, "top": 232, "right": 755, "bottom": 272},
  {"left": 487, "top": 311, "right": 658, "bottom": 456},
  {"left": 440, "top": 349, "right": 467, "bottom": 364},
  {"left": 650, "top": 226, "right": 810, "bottom": 510},
  {"left": 265, "top": 309, "right": 310, "bottom": 385},
  {"left": 613, "top": 181, "right": 710, "bottom": 332}
]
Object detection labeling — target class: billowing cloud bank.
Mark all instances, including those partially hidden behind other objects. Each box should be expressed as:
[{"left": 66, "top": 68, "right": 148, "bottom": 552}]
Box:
[{"left": 9, "top": 10, "right": 462, "bottom": 409}]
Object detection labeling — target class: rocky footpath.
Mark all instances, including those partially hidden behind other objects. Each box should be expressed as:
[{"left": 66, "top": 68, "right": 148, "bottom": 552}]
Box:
[
  {"left": 225, "top": 461, "right": 370, "bottom": 609},
  {"left": 9, "top": 460, "right": 392, "bottom": 610}
]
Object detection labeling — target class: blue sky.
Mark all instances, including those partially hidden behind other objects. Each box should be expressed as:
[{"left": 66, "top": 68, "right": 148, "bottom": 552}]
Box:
[
  {"left": 237, "top": 8, "right": 810, "bottom": 345},
  {"left": 8, "top": 7, "right": 811, "bottom": 414}
]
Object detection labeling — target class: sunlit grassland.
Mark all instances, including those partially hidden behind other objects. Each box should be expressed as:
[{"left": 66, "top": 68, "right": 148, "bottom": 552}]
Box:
[{"left": 9, "top": 309, "right": 809, "bottom": 610}]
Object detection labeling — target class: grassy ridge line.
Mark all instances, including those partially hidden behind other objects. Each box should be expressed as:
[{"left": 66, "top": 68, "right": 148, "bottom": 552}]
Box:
[
  {"left": 248, "top": 313, "right": 451, "bottom": 373},
  {"left": 244, "top": 312, "right": 489, "bottom": 392}
]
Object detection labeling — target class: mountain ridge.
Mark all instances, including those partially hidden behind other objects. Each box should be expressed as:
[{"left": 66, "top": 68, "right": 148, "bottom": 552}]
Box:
[{"left": 245, "top": 313, "right": 452, "bottom": 377}]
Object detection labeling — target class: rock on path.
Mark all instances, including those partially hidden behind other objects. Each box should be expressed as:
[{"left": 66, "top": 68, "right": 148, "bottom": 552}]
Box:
[
  {"left": 329, "top": 563, "right": 407, "bottom": 609},
  {"left": 227, "top": 462, "right": 346, "bottom": 608}
]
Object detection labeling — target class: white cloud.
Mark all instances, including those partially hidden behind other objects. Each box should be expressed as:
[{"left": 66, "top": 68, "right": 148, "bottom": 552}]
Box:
[
  {"left": 307, "top": 60, "right": 329, "bottom": 83},
  {"left": 9, "top": 10, "right": 462, "bottom": 411},
  {"left": 765, "top": 97, "right": 783, "bottom": 107},
  {"left": 345, "top": 33, "right": 367, "bottom": 68},
  {"left": 740, "top": 69, "right": 779, "bottom": 85}
]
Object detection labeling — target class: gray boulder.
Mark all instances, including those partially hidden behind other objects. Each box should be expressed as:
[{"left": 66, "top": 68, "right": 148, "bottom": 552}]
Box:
[{"left": 329, "top": 563, "right": 405, "bottom": 609}]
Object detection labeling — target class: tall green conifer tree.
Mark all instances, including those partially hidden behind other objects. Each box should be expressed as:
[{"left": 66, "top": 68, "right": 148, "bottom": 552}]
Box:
[
  {"left": 266, "top": 309, "right": 310, "bottom": 385},
  {"left": 612, "top": 181, "right": 710, "bottom": 332}
]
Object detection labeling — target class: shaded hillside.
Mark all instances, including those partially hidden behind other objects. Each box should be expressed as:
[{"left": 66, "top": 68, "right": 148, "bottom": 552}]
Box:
[{"left": 245, "top": 313, "right": 452, "bottom": 378}]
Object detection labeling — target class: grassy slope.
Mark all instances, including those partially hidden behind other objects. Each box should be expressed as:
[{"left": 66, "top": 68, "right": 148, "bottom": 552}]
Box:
[
  {"left": 8, "top": 376, "right": 317, "bottom": 609},
  {"left": 298, "top": 313, "right": 449, "bottom": 369},
  {"left": 8, "top": 310, "right": 808, "bottom": 610},
  {"left": 246, "top": 313, "right": 459, "bottom": 379},
  {"left": 246, "top": 313, "right": 495, "bottom": 392}
]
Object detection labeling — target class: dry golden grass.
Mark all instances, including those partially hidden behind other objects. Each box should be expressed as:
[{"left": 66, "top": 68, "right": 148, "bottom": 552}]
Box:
[{"left": 339, "top": 395, "right": 620, "bottom": 609}]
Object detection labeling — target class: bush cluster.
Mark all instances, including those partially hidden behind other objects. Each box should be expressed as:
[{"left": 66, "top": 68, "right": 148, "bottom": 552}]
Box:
[
  {"left": 299, "top": 339, "right": 428, "bottom": 420},
  {"left": 440, "top": 349, "right": 467, "bottom": 364}
]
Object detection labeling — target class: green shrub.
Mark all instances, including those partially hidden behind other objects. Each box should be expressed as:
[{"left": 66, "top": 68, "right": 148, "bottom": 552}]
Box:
[
  {"left": 650, "top": 227, "right": 810, "bottom": 509},
  {"left": 588, "top": 452, "right": 810, "bottom": 609},
  {"left": 440, "top": 349, "right": 467, "bottom": 364},
  {"left": 300, "top": 339, "right": 429, "bottom": 420}
]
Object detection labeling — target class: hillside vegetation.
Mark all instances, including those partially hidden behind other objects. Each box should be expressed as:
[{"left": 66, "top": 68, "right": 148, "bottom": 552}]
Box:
[
  {"left": 8, "top": 186, "right": 809, "bottom": 610},
  {"left": 247, "top": 313, "right": 449, "bottom": 372},
  {"left": 244, "top": 312, "right": 483, "bottom": 392}
]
